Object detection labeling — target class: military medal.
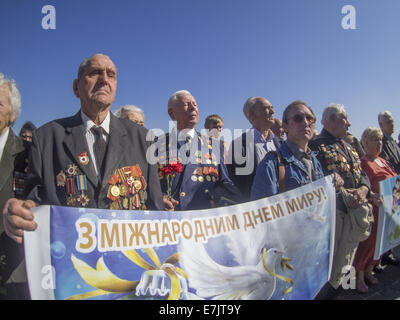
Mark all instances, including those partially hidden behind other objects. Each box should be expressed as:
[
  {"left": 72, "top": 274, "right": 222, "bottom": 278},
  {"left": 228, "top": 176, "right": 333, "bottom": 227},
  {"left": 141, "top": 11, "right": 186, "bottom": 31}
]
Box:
[
  {"left": 198, "top": 176, "right": 204, "bottom": 182},
  {"left": 67, "top": 164, "right": 78, "bottom": 176},
  {"left": 111, "top": 185, "right": 120, "bottom": 197},
  {"left": 56, "top": 170, "right": 66, "bottom": 187},
  {"left": 76, "top": 175, "right": 89, "bottom": 207},
  {"left": 78, "top": 152, "right": 89, "bottom": 166},
  {"left": 191, "top": 175, "right": 198, "bottom": 182}
]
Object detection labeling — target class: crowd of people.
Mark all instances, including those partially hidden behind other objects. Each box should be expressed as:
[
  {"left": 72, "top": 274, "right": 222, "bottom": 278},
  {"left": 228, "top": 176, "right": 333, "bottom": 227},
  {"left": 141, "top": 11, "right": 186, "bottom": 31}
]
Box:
[{"left": 1, "top": 53, "right": 400, "bottom": 300}]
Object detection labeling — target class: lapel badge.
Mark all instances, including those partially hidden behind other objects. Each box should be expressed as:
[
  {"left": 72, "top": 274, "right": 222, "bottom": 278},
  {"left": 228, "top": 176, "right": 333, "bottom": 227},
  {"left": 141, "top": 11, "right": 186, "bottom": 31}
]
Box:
[
  {"left": 78, "top": 152, "right": 89, "bottom": 166},
  {"left": 56, "top": 170, "right": 66, "bottom": 187},
  {"left": 66, "top": 164, "right": 78, "bottom": 176}
]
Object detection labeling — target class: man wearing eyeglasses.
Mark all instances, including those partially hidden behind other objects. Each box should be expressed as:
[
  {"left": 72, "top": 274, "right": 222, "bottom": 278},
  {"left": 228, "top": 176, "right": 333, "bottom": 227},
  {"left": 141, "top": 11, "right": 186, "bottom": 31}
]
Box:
[
  {"left": 250, "top": 100, "right": 324, "bottom": 199},
  {"left": 309, "top": 103, "right": 371, "bottom": 299}
]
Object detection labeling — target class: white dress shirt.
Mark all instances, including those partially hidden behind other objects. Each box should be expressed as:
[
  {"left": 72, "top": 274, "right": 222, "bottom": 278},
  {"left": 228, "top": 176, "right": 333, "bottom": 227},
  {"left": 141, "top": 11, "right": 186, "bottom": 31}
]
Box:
[
  {"left": 80, "top": 111, "right": 110, "bottom": 181},
  {"left": 0, "top": 127, "right": 10, "bottom": 162}
]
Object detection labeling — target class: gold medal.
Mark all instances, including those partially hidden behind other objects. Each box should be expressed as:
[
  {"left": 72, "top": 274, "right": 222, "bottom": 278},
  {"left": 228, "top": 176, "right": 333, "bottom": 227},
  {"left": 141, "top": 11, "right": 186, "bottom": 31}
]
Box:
[
  {"left": 111, "top": 185, "right": 120, "bottom": 197},
  {"left": 206, "top": 175, "right": 211, "bottom": 182},
  {"left": 119, "top": 185, "right": 128, "bottom": 196},
  {"left": 110, "top": 201, "right": 120, "bottom": 210},
  {"left": 66, "top": 195, "right": 76, "bottom": 206},
  {"left": 191, "top": 175, "right": 198, "bottom": 182},
  {"left": 122, "top": 198, "right": 129, "bottom": 209},
  {"left": 134, "top": 179, "right": 142, "bottom": 190},
  {"left": 198, "top": 176, "right": 204, "bottom": 182},
  {"left": 78, "top": 152, "right": 89, "bottom": 166}
]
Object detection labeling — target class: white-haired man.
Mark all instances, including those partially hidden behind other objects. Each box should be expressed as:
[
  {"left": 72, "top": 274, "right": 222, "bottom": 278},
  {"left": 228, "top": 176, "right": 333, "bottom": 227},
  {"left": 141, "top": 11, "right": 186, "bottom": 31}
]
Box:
[
  {"left": 378, "top": 111, "right": 400, "bottom": 174},
  {"left": 157, "top": 90, "right": 241, "bottom": 210},
  {"left": 310, "top": 103, "right": 372, "bottom": 299},
  {"left": 3, "top": 54, "right": 166, "bottom": 248},
  {"left": 0, "top": 73, "right": 30, "bottom": 299},
  {"left": 377, "top": 111, "right": 400, "bottom": 267},
  {"left": 114, "top": 105, "right": 145, "bottom": 126},
  {"left": 227, "top": 96, "right": 281, "bottom": 201}
]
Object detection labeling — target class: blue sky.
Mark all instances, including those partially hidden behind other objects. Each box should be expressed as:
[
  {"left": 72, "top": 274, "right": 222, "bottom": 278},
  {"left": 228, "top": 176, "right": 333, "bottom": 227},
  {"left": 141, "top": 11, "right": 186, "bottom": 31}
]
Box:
[{"left": 1, "top": 0, "right": 400, "bottom": 140}]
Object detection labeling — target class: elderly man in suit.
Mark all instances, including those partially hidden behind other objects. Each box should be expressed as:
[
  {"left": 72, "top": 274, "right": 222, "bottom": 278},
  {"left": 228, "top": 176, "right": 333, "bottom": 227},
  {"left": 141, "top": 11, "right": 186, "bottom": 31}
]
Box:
[
  {"left": 310, "top": 103, "right": 372, "bottom": 299},
  {"left": 0, "top": 74, "right": 30, "bottom": 299},
  {"left": 3, "top": 54, "right": 165, "bottom": 247},
  {"left": 226, "top": 96, "right": 281, "bottom": 202},
  {"left": 158, "top": 90, "right": 241, "bottom": 211}
]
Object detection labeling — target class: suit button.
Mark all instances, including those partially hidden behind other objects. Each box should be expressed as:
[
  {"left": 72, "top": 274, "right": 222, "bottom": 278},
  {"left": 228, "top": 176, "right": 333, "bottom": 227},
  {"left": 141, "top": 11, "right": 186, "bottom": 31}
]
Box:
[{"left": 180, "top": 192, "right": 186, "bottom": 197}]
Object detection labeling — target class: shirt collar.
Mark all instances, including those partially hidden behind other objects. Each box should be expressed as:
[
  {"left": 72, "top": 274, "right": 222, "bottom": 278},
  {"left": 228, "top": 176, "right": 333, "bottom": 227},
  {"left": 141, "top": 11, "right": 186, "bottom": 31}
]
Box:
[
  {"left": 81, "top": 110, "right": 110, "bottom": 135},
  {"left": 253, "top": 127, "right": 275, "bottom": 143},
  {"left": 0, "top": 127, "right": 10, "bottom": 153},
  {"left": 176, "top": 128, "right": 195, "bottom": 141}
]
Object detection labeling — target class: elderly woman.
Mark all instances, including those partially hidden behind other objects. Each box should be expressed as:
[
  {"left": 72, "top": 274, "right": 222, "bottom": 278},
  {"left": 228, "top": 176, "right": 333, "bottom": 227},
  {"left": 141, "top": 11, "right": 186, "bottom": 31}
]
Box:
[
  {"left": 353, "top": 127, "right": 397, "bottom": 293},
  {"left": 250, "top": 100, "right": 324, "bottom": 199}
]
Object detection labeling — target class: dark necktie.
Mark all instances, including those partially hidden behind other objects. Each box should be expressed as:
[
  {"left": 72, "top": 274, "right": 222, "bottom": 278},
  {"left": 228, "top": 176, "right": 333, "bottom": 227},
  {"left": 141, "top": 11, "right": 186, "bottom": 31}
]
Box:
[
  {"left": 179, "top": 135, "right": 192, "bottom": 157},
  {"left": 91, "top": 126, "right": 107, "bottom": 176}
]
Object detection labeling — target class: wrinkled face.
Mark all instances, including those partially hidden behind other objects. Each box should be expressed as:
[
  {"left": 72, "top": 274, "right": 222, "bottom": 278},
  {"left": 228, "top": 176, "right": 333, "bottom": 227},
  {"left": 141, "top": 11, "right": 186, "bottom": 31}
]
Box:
[
  {"left": 284, "top": 104, "right": 315, "bottom": 147},
  {"left": 364, "top": 134, "right": 382, "bottom": 157},
  {"left": 249, "top": 98, "right": 275, "bottom": 130},
  {"left": 380, "top": 116, "right": 394, "bottom": 136},
  {"left": 126, "top": 111, "right": 144, "bottom": 126},
  {"left": 0, "top": 84, "right": 13, "bottom": 135},
  {"left": 168, "top": 93, "right": 199, "bottom": 130},
  {"left": 330, "top": 112, "right": 351, "bottom": 139},
  {"left": 73, "top": 55, "right": 117, "bottom": 113}
]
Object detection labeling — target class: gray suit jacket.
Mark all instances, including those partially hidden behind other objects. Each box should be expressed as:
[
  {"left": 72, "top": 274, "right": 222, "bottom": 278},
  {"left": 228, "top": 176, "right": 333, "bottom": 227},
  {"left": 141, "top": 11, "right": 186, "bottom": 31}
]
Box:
[{"left": 26, "top": 111, "right": 164, "bottom": 210}]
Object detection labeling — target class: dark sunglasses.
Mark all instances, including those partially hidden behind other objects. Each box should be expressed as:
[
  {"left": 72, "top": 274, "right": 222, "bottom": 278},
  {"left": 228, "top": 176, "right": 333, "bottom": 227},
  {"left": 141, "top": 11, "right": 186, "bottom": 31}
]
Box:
[{"left": 288, "top": 114, "right": 315, "bottom": 124}]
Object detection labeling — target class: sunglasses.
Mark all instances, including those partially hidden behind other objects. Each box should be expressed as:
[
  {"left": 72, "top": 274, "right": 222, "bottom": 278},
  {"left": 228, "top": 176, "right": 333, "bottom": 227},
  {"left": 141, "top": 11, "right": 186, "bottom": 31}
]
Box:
[{"left": 288, "top": 114, "right": 315, "bottom": 124}]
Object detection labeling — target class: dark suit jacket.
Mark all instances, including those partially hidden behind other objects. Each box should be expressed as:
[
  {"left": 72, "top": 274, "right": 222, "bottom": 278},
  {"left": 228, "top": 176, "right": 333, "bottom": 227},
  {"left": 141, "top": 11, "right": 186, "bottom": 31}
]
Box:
[
  {"left": 157, "top": 131, "right": 241, "bottom": 210},
  {"left": 380, "top": 135, "right": 400, "bottom": 174},
  {"left": 0, "top": 129, "right": 29, "bottom": 298},
  {"left": 26, "top": 111, "right": 164, "bottom": 210},
  {"left": 226, "top": 130, "right": 281, "bottom": 202},
  {"left": 309, "top": 128, "right": 371, "bottom": 212}
]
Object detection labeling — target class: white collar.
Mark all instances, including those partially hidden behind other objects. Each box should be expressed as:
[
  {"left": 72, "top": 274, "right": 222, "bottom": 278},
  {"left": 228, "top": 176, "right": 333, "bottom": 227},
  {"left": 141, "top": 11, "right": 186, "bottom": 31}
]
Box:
[
  {"left": 0, "top": 127, "right": 10, "bottom": 159},
  {"left": 176, "top": 128, "right": 195, "bottom": 141},
  {"left": 81, "top": 110, "right": 110, "bottom": 135}
]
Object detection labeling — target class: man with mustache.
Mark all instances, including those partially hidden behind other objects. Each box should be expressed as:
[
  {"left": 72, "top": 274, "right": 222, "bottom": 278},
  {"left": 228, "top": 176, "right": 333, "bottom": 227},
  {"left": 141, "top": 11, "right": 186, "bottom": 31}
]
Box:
[
  {"left": 3, "top": 53, "right": 165, "bottom": 246},
  {"left": 159, "top": 90, "right": 241, "bottom": 210},
  {"left": 227, "top": 96, "right": 281, "bottom": 201}
]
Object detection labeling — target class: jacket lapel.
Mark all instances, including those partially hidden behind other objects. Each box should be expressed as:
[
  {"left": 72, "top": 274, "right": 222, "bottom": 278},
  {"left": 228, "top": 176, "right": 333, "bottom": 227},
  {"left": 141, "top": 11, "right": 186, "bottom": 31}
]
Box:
[
  {"left": 63, "top": 112, "right": 98, "bottom": 188},
  {"left": 100, "top": 114, "right": 126, "bottom": 191},
  {"left": 0, "top": 130, "right": 22, "bottom": 193}
]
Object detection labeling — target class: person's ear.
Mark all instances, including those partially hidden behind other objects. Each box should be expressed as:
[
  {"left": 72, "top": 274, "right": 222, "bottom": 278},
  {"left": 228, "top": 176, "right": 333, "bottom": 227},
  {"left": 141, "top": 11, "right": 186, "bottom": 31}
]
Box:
[{"left": 73, "top": 79, "right": 80, "bottom": 98}]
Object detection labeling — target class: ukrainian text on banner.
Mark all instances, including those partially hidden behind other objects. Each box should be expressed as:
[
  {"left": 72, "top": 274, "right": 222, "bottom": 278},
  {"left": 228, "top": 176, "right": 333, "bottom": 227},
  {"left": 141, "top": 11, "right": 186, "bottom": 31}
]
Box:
[
  {"left": 374, "top": 175, "right": 400, "bottom": 260},
  {"left": 24, "top": 175, "right": 335, "bottom": 300}
]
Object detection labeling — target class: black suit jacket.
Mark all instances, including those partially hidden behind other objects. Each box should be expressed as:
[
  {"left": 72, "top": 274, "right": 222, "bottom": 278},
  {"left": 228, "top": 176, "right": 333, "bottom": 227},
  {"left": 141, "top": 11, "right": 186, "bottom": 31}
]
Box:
[
  {"left": 226, "top": 130, "right": 281, "bottom": 202},
  {"left": 0, "top": 129, "right": 29, "bottom": 297},
  {"left": 26, "top": 111, "right": 164, "bottom": 210},
  {"left": 380, "top": 135, "right": 400, "bottom": 174}
]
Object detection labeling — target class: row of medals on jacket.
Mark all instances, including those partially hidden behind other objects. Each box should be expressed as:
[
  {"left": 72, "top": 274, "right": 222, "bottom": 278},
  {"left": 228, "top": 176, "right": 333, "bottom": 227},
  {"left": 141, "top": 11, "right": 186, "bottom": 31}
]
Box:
[{"left": 56, "top": 152, "right": 147, "bottom": 210}]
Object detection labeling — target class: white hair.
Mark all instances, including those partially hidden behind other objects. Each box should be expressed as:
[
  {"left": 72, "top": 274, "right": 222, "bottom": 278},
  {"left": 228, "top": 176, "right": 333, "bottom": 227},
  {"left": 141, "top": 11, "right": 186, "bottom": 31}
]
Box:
[
  {"left": 114, "top": 105, "right": 144, "bottom": 120},
  {"left": 321, "top": 103, "right": 346, "bottom": 126},
  {"left": 378, "top": 111, "right": 393, "bottom": 123},
  {"left": 0, "top": 73, "right": 21, "bottom": 126},
  {"left": 167, "top": 90, "right": 192, "bottom": 110},
  {"left": 243, "top": 97, "right": 261, "bottom": 121}
]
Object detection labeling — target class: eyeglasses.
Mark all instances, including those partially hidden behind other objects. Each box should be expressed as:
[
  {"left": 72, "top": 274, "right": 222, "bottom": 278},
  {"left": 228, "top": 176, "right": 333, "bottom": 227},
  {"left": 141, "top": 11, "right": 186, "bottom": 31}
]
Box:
[{"left": 288, "top": 114, "right": 315, "bottom": 124}]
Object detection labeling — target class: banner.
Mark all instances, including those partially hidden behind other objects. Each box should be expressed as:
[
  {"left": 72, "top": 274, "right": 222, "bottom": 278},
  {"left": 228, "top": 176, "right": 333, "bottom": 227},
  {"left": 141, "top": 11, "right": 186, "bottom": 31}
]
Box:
[
  {"left": 24, "top": 176, "right": 335, "bottom": 300},
  {"left": 374, "top": 175, "right": 400, "bottom": 260}
]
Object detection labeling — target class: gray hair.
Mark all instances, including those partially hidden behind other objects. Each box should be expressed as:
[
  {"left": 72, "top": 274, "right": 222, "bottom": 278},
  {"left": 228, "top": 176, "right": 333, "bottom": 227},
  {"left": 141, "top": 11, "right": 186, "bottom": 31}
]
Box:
[
  {"left": 114, "top": 105, "right": 144, "bottom": 120},
  {"left": 321, "top": 103, "right": 347, "bottom": 126},
  {"left": 0, "top": 73, "right": 21, "bottom": 126},
  {"left": 361, "top": 126, "right": 383, "bottom": 147},
  {"left": 167, "top": 90, "right": 192, "bottom": 110},
  {"left": 378, "top": 111, "right": 393, "bottom": 123},
  {"left": 77, "top": 53, "right": 115, "bottom": 79},
  {"left": 243, "top": 97, "right": 260, "bottom": 121}
]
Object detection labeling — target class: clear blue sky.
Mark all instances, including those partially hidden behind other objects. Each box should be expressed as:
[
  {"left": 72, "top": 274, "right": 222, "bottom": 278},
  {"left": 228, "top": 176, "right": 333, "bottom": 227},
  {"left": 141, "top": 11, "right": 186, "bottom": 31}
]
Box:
[{"left": 1, "top": 0, "right": 400, "bottom": 140}]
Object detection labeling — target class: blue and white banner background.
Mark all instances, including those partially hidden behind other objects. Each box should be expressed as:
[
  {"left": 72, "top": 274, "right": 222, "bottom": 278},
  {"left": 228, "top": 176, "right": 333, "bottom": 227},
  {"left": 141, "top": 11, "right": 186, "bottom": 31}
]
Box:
[
  {"left": 24, "top": 176, "right": 335, "bottom": 300},
  {"left": 374, "top": 175, "right": 400, "bottom": 260}
]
